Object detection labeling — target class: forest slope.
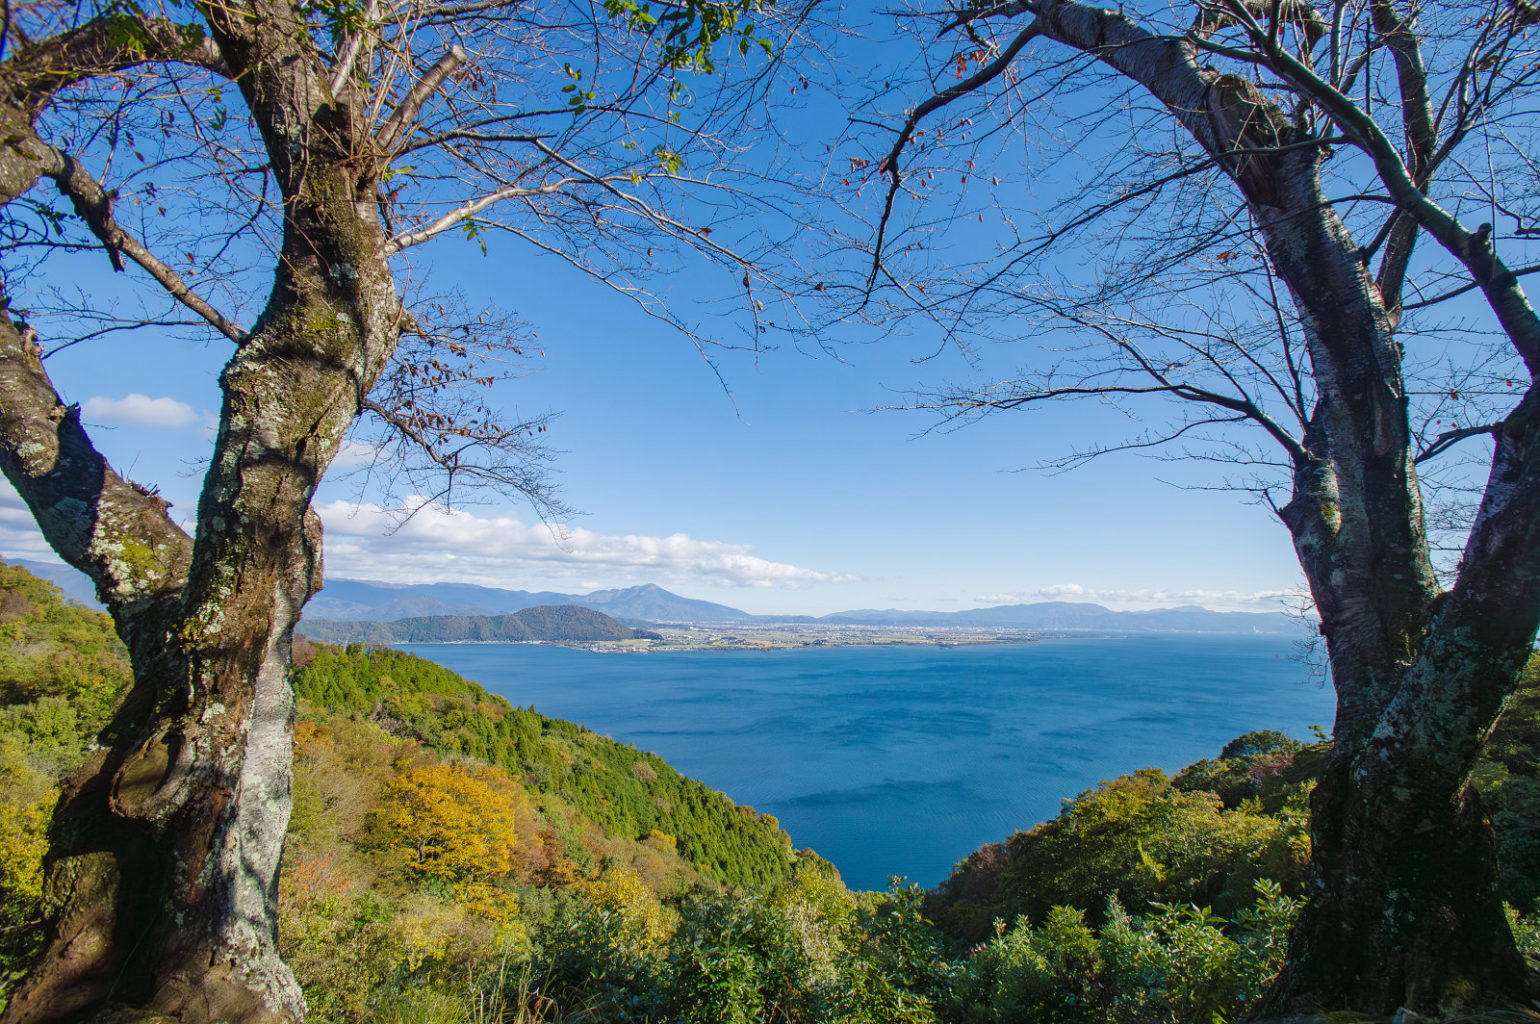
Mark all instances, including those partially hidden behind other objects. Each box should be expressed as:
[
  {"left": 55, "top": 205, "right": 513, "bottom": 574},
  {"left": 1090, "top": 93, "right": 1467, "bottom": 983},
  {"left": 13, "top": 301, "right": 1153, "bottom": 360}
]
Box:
[
  {"left": 300, "top": 604, "right": 660, "bottom": 644},
  {"left": 290, "top": 638, "right": 800, "bottom": 888}
]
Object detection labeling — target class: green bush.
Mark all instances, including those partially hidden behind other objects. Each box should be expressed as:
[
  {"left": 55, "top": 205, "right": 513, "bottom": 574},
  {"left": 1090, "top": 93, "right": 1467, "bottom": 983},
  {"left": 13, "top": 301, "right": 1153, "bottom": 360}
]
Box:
[
  {"left": 930, "top": 768, "right": 1309, "bottom": 944},
  {"left": 948, "top": 880, "right": 1300, "bottom": 1024}
]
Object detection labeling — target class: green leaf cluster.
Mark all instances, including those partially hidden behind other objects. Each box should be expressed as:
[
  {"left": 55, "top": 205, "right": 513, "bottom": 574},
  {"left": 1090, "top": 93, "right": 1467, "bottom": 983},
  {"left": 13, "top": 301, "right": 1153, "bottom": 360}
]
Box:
[
  {"left": 0, "top": 560, "right": 130, "bottom": 732},
  {"left": 928, "top": 763, "right": 1312, "bottom": 946},
  {"left": 602, "top": 0, "right": 776, "bottom": 72},
  {"left": 529, "top": 875, "right": 954, "bottom": 1023}
]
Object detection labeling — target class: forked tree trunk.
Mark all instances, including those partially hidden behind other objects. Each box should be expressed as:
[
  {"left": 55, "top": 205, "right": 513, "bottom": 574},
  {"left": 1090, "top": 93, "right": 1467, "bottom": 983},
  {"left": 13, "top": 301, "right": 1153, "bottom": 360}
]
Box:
[
  {"left": 1253, "top": 121, "right": 1540, "bottom": 1020},
  {"left": 0, "top": 276, "right": 391, "bottom": 1023},
  {"left": 0, "top": 6, "right": 399, "bottom": 1021},
  {"left": 1023, "top": 0, "right": 1540, "bottom": 1011}
]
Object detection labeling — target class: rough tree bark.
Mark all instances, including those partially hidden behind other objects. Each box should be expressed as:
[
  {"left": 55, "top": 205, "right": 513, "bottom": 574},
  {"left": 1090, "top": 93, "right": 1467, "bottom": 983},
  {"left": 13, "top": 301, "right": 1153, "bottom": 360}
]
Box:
[
  {"left": 0, "top": 5, "right": 403, "bottom": 1020},
  {"left": 876, "top": 0, "right": 1540, "bottom": 1013}
]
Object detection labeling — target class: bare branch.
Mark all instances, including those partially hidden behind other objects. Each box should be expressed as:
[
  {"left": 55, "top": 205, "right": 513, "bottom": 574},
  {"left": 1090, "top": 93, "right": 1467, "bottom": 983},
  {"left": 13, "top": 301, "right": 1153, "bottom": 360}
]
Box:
[
  {"left": 1402, "top": 262, "right": 1540, "bottom": 313},
  {"left": 1415, "top": 422, "right": 1501, "bottom": 464},
  {"left": 384, "top": 178, "right": 581, "bottom": 253},
  {"left": 377, "top": 44, "right": 469, "bottom": 153},
  {"left": 0, "top": 292, "right": 192, "bottom": 614},
  {"left": 328, "top": 0, "right": 382, "bottom": 98},
  {"left": 867, "top": 22, "right": 1043, "bottom": 298},
  {"left": 1219, "top": 0, "right": 1540, "bottom": 373},
  {"left": 39, "top": 145, "right": 246, "bottom": 343}
]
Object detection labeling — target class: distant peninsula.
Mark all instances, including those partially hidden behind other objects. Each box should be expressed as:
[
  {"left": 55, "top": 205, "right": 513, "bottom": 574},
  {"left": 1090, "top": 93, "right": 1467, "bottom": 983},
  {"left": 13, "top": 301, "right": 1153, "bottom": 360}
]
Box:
[{"left": 298, "top": 604, "right": 661, "bottom": 645}]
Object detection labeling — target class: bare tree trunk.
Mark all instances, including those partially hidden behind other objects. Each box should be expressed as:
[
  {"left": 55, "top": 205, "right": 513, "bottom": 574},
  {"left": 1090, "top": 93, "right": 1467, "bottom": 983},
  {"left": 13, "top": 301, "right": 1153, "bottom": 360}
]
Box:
[
  {"left": 1270, "top": 410, "right": 1540, "bottom": 1013},
  {"left": 1251, "top": 105, "right": 1540, "bottom": 1019},
  {"left": 0, "top": 274, "right": 389, "bottom": 1022}
]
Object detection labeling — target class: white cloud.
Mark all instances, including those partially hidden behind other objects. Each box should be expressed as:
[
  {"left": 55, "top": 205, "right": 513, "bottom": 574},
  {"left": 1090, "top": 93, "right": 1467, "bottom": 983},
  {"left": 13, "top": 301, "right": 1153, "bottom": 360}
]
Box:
[
  {"left": 0, "top": 478, "right": 55, "bottom": 561},
  {"left": 975, "top": 583, "right": 1308, "bottom": 613},
  {"left": 316, "top": 498, "right": 858, "bottom": 591},
  {"left": 83, "top": 394, "right": 200, "bottom": 430},
  {"left": 330, "top": 439, "right": 382, "bottom": 470}
]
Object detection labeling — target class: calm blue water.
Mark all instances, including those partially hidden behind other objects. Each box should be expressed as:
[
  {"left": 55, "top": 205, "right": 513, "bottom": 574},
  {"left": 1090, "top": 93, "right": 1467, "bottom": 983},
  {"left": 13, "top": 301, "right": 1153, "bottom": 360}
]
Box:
[{"left": 403, "top": 636, "right": 1335, "bottom": 891}]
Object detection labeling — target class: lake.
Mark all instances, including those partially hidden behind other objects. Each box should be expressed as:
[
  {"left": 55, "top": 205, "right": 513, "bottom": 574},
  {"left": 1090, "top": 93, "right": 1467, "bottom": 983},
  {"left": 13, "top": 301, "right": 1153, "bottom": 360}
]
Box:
[{"left": 403, "top": 635, "right": 1335, "bottom": 891}]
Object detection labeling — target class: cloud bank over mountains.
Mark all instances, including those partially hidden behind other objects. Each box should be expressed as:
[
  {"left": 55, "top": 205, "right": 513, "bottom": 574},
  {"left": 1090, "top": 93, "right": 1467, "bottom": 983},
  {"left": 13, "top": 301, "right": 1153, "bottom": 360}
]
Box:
[
  {"left": 0, "top": 478, "right": 1300, "bottom": 615},
  {"left": 316, "top": 499, "right": 857, "bottom": 591},
  {"left": 975, "top": 583, "right": 1307, "bottom": 614}
]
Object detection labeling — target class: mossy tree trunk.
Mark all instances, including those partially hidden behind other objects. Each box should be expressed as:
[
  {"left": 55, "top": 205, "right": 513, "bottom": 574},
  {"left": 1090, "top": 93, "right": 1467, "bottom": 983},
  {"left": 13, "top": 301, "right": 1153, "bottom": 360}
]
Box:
[
  {"left": 919, "top": 0, "right": 1540, "bottom": 1012},
  {"left": 0, "top": 6, "right": 401, "bottom": 1022}
]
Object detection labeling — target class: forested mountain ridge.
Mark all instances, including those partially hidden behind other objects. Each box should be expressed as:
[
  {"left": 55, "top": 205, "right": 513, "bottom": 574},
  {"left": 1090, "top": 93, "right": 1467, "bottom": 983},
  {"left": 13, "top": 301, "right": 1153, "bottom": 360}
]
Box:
[{"left": 299, "top": 605, "right": 661, "bottom": 644}]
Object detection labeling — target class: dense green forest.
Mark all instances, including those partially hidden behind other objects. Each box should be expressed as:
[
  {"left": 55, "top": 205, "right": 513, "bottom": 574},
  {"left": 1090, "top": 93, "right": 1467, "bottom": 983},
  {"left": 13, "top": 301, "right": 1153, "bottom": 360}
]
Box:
[
  {"left": 300, "top": 606, "right": 662, "bottom": 645},
  {"left": 4, "top": 559, "right": 1540, "bottom": 1022}
]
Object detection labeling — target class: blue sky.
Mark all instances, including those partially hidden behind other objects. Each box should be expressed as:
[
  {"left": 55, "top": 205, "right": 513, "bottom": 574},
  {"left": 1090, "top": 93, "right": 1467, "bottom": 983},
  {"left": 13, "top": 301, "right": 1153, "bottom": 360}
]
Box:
[
  {"left": 0, "top": 8, "right": 1325, "bottom": 616},
  {"left": 0, "top": 233, "right": 1308, "bottom": 616}
]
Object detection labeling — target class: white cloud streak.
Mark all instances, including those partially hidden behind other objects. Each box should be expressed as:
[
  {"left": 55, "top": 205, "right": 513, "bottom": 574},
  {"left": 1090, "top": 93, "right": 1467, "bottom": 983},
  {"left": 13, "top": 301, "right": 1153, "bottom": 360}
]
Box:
[
  {"left": 976, "top": 583, "right": 1309, "bottom": 613},
  {"left": 330, "top": 439, "right": 382, "bottom": 470},
  {"left": 0, "top": 478, "right": 55, "bottom": 561},
  {"left": 316, "top": 499, "right": 857, "bottom": 590},
  {"left": 83, "top": 394, "right": 200, "bottom": 429}
]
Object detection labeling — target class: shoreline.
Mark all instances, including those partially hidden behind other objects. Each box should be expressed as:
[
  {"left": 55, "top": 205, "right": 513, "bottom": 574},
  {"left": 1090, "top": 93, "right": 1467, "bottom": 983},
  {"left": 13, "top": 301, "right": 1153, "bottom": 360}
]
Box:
[{"left": 376, "top": 626, "right": 1292, "bottom": 654}]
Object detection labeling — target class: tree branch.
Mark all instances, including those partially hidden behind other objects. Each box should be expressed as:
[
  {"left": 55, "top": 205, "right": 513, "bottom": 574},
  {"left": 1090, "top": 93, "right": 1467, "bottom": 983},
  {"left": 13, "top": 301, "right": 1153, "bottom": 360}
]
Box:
[
  {"left": 866, "top": 22, "right": 1043, "bottom": 299},
  {"left": 328, "top": 0, "right": 382, "bottom": 99},
  {"left": 1401, "top": 262, "right": 1540, "bottom": 312},
  {"left": 1368, "top": 0, "right": 1435, "bottom": 318},
  {"left": 39, "top": 145, "right": 246, "bottom": 343},
  {"left": 1415, "top": 422, "right": 1501, "bottom": 464},
  {"left": 0, "top": 291, "right": 192, "bottom": 615},
  {"left": 385, "top": 177, "right": 581, "bottom": 253},
  {"left": 377, "top": 44, "right": 468, "bottom": 153},
  {"left": 1219, "top": 0, "right": 1540, "bottom": 374}
]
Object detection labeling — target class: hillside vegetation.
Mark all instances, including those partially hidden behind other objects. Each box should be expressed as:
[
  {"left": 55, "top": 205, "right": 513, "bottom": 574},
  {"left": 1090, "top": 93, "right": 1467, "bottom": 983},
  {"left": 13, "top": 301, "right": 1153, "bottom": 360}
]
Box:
[
  {"left": 301, "top": 604, "right": 660, "bottom": 644},
  {"left": 4, "top": 558, "right": 1540, "bottom": 1023},
  {"left": 291, "top": 639, "right": 803, "bottom": 889},
  {"left": 927, "top": 658, "right": 1540, "bottom": 953}
]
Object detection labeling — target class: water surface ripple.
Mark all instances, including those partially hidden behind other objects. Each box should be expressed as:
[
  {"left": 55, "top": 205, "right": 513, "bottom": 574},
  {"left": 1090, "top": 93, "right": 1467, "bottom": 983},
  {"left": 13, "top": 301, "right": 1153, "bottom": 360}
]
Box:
[{"left": 404, "top": 635, "right": 1334, "bottom": 891}]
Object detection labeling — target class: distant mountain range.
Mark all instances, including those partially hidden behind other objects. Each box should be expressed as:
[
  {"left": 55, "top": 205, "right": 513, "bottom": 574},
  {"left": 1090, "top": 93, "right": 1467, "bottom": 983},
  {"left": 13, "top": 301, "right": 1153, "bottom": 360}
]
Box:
[
  {"left": 304, "top": 580, "right": 751, "bottom": 624},
  {"left": 302, "top": 578, "right": 1304, "bottom": 634},
  {"left": 5, "top": 557, "right": 1305, "bottom": 634},
  {"left": 817, "top": 602, "right": 1303, "bottom": 633},
  {"left": 301, "top": 605, "right": 659, "bottom": 644}
]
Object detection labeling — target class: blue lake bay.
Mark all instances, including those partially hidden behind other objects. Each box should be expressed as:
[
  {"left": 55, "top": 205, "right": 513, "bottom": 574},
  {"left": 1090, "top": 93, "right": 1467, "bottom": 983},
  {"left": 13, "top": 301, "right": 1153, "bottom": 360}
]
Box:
[{"left": 404, "top": 635, "right": 1336, "bottom": 891}]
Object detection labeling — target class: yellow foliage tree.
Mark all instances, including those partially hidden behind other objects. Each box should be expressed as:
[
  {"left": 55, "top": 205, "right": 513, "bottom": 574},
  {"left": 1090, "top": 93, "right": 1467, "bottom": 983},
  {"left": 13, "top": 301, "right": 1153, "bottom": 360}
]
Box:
[
  {"left": 376, "top": 761, "right": 528, "bottom": 920},
  {"left": 580, "top": 865, "right": 671, "bottom": 950},
  {"left": 0, "top": 736, "right": 53, "bottom": 913}
]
